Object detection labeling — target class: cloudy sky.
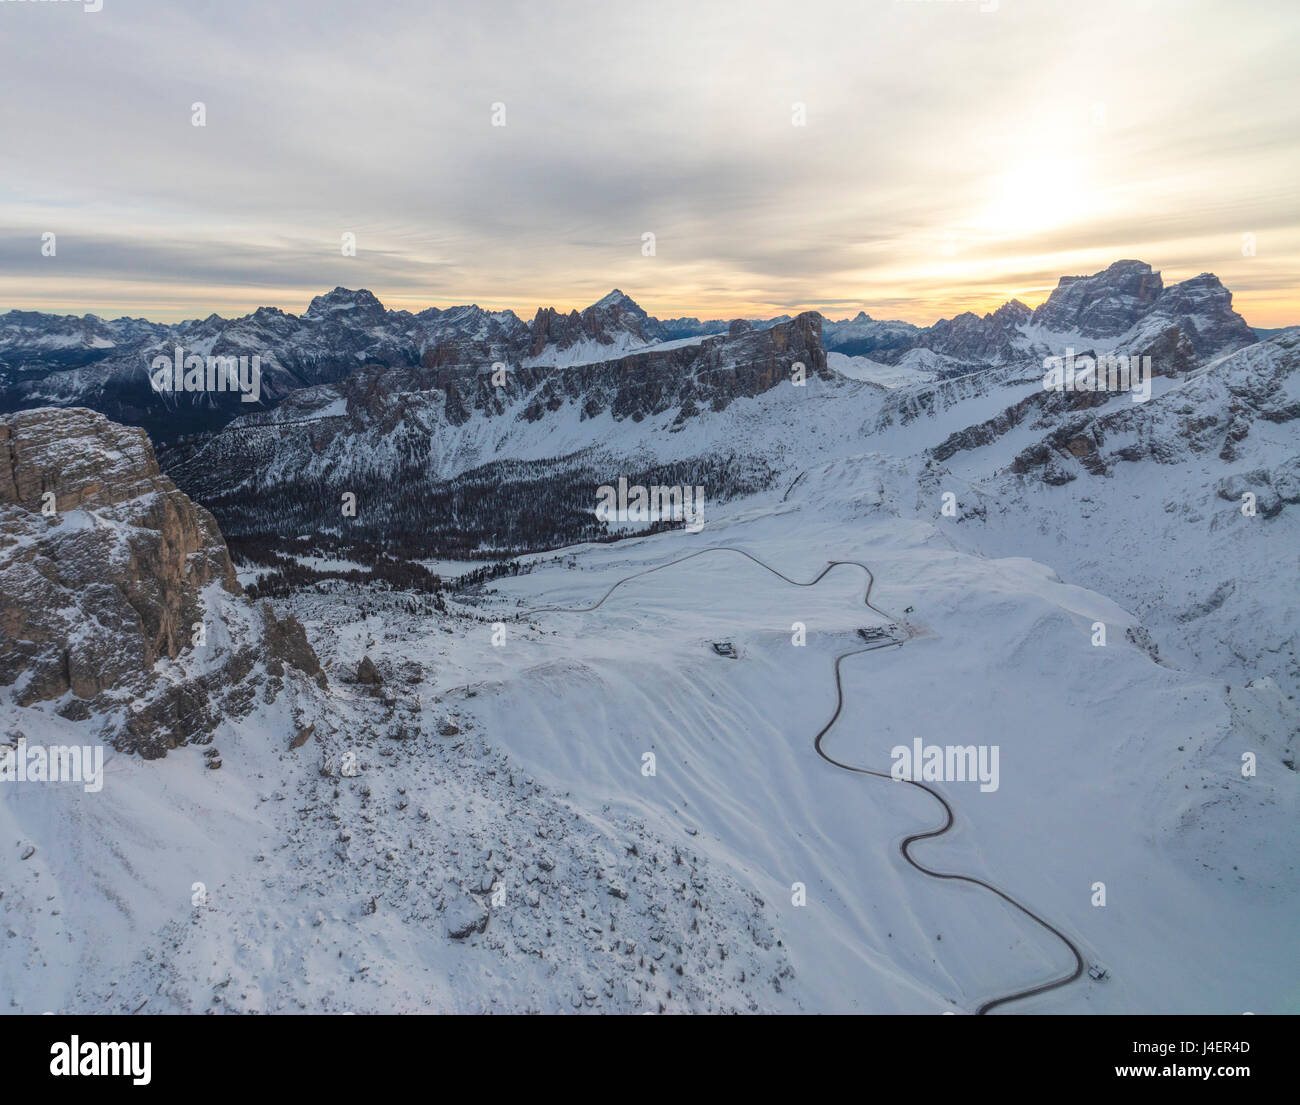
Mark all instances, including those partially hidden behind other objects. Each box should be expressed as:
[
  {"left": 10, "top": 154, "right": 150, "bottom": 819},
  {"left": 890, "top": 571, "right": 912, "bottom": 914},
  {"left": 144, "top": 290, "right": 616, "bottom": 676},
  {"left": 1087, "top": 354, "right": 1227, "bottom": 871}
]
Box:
[{"left": 2, "top": 0, "right": 1297, "bottom": 325}]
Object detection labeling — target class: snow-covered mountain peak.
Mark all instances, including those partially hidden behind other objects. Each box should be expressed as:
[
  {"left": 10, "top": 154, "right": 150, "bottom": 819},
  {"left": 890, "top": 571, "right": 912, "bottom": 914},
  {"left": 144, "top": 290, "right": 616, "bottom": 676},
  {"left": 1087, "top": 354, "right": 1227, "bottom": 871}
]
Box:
[
  {"left": 990, "top": 298, "right": 1032, "bottom": 326},
  {"left": 588, "top": 288, "right": 638, "bottom": 311},
  {"left": 304, "top": 286, "right": 387, "bottom": 318}
]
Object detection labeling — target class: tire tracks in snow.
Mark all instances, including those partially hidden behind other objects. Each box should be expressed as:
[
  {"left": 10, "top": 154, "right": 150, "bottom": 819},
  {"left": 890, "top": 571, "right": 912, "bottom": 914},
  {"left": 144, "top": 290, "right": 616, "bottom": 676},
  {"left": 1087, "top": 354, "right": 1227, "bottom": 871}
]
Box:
[{"left": 524, "top": 544, "right": 1085, "bottom": 1013}]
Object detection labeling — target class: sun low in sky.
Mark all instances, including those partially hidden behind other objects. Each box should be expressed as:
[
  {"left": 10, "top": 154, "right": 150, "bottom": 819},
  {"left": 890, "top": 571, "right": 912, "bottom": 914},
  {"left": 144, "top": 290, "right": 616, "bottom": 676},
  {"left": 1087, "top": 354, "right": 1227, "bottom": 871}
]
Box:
[{"left": 1, "top": 0, "right": 1296, "bottom": 326}]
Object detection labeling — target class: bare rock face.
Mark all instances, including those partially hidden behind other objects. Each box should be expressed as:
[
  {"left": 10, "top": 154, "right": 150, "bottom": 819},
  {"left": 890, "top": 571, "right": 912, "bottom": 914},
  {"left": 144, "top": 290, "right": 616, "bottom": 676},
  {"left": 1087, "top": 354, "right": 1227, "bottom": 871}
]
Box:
[
  {"left": 1032, "top": 259, "right": 1165, "bottom": 336},
  {"left": 1139, "top": 324, "right": 1199, "bottom": 378},
  {"left": 0, "top": 407, "right": 325, "bottom": 755},
  {"left": 0, "top": 407, "right": 238, "bottom": 703},
  {"left": 921, "top": 300, "right": 1029, "bottom": 365},
  {"left": 1031, "top": 260, "right": 1255, "bottom": 358},
  {"left": 527, "top": 290, "right": 665, "bottom": 357},
  {"left": 427, "top": 309, "right": 829, "bottom": 427},
  {"left": 1141, "top": 272, "right": 1256, "bottom": 358}
]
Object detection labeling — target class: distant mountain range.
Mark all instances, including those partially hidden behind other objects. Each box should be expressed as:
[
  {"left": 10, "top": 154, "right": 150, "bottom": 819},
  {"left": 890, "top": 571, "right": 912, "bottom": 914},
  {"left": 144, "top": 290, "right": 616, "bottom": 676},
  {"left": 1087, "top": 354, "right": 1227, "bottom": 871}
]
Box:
[
  {"left": 7, "top": 258, "right": 1292, "bottom": 704},
  {"left": 0, "top": 260, "right": 1260, "bottom": 440}
]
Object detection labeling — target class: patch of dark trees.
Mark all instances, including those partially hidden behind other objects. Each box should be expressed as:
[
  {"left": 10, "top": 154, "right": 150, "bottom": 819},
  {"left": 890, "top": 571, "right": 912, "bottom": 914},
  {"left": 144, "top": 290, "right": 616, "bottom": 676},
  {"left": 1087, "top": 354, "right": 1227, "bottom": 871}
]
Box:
[{"left": 194, "top": 452, "right": 776, "bottom": 587}]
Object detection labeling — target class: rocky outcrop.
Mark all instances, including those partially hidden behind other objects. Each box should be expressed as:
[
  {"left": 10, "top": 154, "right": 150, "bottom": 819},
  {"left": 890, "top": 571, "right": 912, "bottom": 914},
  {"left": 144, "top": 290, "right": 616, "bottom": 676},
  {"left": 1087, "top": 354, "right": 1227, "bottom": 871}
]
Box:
[
  {"left": 421, "top": 311, "right": 828, "bottom": 427},
  {"left": 263, "top": 605, "right": 328, "bottom": 690},
  {"left": 931, "top": 389, "right": 1048, "bottom": 463},
  {"left": 921, "top": 300, "right": 1029, "bottom": 365},
  {"left": 0, "top": 407, "right": 239, "bottom": 703},
  {"left": 1139, "top": 272, "right": 1257, "bottom": 358},
  {"left": 0, "top": 407, "right": 325, "bottom": 755},
  {"left": 1007, "top": 329, "right": 1300, "bottom": 486}
]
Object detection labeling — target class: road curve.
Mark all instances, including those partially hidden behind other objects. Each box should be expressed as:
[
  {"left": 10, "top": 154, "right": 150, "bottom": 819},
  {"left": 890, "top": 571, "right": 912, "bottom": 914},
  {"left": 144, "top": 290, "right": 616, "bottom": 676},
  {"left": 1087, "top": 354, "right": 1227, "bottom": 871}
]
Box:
[
  {"left": 525, "top": 545, "right": 876, "bottom": 614},
  {"left": 524, "top": 545, "right": 1085, "bottom": 1013},
  {"left": 812, "top": 646, "right": 1086, "bottom": 1015}
]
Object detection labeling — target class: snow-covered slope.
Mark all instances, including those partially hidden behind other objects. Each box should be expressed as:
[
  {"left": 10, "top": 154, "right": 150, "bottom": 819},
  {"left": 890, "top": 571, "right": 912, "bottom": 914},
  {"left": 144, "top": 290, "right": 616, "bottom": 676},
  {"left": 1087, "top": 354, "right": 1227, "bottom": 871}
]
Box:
[
  {"left": 827, "top": 349, "right": 941, "bottom": 387},
  {"left": 921, "top": 330, "right": 1300, "bottom": 700},
  {"left": 6, "top": 461, "right": 1292, "bottom": 1013}
]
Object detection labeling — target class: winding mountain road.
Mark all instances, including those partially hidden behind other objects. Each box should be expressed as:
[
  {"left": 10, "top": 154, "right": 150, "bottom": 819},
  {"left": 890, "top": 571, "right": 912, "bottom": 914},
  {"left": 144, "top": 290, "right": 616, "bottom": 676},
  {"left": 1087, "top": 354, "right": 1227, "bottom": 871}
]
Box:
[{"left": 525, "top": 545, "right": 1085, "bottom": 1014}]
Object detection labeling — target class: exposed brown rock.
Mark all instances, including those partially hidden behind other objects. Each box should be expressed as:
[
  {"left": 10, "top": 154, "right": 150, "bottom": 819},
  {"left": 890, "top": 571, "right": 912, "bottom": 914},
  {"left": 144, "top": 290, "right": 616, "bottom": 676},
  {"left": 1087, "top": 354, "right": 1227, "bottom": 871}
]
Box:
[
  {"left": 356, "top": 655, "right": 382, "bottom": 685},
  {"left": 264, "top": 605, "right": 328, "bottom": 690},
  {"left": 0, "top": 408, "right": 239, "bottom": 705},
  {"left": 0, "top": 407, "right": 327, "bottom": 756}
]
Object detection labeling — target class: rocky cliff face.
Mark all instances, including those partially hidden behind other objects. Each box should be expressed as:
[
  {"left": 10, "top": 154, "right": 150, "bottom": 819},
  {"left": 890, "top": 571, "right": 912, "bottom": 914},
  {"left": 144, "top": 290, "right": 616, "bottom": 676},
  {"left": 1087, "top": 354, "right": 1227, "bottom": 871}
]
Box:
[
  {"left": 173, "top": 309, "right": 828, "bottom": 492},
  {"left": 0, "top": 407, "right": 324, "bottom": 755},
  {"left": 920, "top": 299, "right": 1031, "bottom": 365},
  {"left": 1031, "top": 259, "right": 1165, "bottom": 335},
  {"left": 515, "top": 310, "right": 827, "bottom": 424},
  {"left": 1030, "top": 260, "right": 1255, "bottom": 357}
]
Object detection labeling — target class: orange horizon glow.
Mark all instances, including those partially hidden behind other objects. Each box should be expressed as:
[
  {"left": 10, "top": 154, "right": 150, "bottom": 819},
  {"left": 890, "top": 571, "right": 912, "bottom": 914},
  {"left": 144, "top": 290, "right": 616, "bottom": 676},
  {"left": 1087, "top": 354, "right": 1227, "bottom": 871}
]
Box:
[{"left": 4, "top": 269, "right": 1296, "bottom": 331}]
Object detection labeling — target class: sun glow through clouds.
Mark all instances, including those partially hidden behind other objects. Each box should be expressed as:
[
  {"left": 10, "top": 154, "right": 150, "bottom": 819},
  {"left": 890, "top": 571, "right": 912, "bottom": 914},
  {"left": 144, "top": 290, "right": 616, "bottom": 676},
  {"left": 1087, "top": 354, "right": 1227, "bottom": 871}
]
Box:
[{"left": 978, "top": 158, "right": 1092, "bottom": 237}]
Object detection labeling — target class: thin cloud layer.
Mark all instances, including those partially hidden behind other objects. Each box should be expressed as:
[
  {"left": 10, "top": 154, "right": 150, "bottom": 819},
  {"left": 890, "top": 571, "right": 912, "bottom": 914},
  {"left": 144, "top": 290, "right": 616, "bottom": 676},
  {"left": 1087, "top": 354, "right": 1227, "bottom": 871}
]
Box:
[{"left": 1, "top": 0, "right": 1296, "bottom": 324}]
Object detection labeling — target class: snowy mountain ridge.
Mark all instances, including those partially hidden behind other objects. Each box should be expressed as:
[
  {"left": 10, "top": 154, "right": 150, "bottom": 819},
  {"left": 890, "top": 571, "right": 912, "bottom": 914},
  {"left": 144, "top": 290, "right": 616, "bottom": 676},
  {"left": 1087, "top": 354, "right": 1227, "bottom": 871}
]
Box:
[{"left": 1, "top": 260, "right": 1257, "bottom": 440}]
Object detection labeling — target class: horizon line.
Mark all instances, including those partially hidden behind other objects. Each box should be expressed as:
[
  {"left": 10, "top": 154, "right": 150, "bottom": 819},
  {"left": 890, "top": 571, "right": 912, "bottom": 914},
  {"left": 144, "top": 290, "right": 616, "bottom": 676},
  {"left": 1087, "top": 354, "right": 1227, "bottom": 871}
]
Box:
[{"left": 5, "top": 268, "right": 1296, "bottom": 332}]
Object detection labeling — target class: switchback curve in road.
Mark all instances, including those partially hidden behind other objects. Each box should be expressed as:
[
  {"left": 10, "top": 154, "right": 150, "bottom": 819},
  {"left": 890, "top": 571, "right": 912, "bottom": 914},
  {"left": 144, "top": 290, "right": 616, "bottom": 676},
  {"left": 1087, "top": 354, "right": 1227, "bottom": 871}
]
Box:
[{"left": 523, "top": 544, "right": 1085, "bottom": 1014}]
